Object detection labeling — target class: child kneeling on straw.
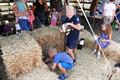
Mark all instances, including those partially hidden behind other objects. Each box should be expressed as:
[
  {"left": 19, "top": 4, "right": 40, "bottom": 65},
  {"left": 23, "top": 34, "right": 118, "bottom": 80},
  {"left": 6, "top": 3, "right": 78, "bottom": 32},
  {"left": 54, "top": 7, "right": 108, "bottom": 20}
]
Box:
[
  {"left": 92, "top": 24, "right": 112, "bottom": 59},
  {"left": 48, "top": 47, "right": 73, "bottom": 80}
]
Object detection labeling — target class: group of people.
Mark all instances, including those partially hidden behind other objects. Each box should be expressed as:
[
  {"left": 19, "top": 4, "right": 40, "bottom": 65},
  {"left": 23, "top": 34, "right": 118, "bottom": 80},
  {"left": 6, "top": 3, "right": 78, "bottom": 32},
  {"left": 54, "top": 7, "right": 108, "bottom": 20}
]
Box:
[
  {"left": 11, "top": 0, "right": 120, "bottom": 80},
  {"left": 46, "top": 0, "right": 120, "bottom": 80},
  {"left": 12, "top": 0, "right": 64, "bottom": 33},
  {"left": 44, "top": 5, "right": 81, "bottom": 80}
]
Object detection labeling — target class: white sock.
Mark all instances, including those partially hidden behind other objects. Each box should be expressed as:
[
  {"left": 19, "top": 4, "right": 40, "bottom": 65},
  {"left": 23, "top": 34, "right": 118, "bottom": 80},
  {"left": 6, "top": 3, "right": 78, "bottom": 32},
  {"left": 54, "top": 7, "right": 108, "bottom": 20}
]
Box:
[
  {"left": 97, "top": 51, "right": 101, "bottom": 59},
  {"left": 92, "top": 49, "right": 96, "bottom": 55}
]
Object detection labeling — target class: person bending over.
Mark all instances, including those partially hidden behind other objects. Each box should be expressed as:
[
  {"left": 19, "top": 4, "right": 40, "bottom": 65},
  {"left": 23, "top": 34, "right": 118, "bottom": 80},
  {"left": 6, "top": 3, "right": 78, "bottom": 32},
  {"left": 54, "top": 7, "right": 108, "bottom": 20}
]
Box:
[{"left": 48, "top": 47, "right": 73, "bottom": 80}]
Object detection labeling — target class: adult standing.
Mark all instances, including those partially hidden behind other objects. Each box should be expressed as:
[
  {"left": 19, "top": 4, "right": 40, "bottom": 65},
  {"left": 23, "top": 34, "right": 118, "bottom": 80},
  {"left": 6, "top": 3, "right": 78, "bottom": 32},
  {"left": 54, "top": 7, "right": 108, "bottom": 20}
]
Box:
[
  {"left": 13, "top": 0, "right": 30, "bottom": 31},
  {"left": 103, "top": 0, "right": 116, "bottom": 25},
  {"left": 34, "top": 0, "right": 48, "bottom": 25}
]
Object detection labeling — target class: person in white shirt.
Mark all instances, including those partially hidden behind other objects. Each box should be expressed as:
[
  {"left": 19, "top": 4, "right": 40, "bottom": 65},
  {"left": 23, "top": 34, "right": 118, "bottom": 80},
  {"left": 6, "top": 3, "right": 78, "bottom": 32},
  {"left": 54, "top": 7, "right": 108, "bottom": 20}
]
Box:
[
  {"left": 96, "top": 0, "right": 107, "bottom": 15},
  {"left": 103, "top": 0, "right": 116, "bottom": 25}
]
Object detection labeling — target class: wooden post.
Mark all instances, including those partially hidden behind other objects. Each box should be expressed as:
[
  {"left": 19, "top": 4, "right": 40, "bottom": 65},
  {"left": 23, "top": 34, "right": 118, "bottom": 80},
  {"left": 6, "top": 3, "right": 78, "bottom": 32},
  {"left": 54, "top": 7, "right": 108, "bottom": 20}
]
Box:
[{"left": 90, "top": 0, "right": 99, "bottom": 16}]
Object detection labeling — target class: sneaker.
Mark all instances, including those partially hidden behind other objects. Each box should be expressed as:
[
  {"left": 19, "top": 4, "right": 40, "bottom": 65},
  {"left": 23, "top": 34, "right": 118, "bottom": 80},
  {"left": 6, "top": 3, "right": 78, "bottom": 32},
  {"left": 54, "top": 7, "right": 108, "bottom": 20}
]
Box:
[
  {"left": 64, "top": 74, "right": 69, "bottom": 79},
  {"left": 58, "top": 74, "right": 65, "bottom": 80},
  {"left": 58, "top": 74, "right": 69, "bottom": 80},
  {"left": 114, "top": 63, "right": 120, "bottom": 68},
  {"left": 73, "top": 59, "right": 76, "bottom": 65}
]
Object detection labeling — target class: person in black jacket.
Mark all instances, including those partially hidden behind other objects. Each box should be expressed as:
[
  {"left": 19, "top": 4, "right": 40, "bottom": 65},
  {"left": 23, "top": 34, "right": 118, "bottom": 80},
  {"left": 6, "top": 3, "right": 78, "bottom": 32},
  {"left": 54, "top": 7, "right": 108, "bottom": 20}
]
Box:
[{"left": 34, "top": 0, "right": 48, "bottom": 25}]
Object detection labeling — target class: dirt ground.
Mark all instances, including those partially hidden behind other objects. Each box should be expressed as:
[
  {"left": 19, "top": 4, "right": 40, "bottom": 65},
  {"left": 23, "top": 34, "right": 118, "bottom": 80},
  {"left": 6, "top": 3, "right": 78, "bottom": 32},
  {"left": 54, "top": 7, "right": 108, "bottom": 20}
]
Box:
[{"left": 66, "top": 30, "right": 120, "bottom": 80}]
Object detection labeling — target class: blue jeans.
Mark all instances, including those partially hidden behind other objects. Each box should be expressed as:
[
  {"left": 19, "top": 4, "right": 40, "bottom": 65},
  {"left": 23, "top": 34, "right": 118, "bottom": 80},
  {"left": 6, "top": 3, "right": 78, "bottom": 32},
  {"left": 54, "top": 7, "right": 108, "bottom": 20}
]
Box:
[
  {"left": 117, "top": 13, "right": 120, "bottom": 21},
  {"left": 18, "top": 19, "right": 30, "bottom": 31}
]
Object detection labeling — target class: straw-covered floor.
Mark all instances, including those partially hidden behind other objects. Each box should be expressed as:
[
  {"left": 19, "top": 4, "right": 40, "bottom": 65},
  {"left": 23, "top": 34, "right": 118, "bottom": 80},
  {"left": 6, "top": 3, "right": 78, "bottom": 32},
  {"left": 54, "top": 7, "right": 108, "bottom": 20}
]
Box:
[
  {"left": 66, "top": 30, "right": 120, "bottom": 80},
  {"left": 0, "top": 27, "right": 120, "bottom": 80}
]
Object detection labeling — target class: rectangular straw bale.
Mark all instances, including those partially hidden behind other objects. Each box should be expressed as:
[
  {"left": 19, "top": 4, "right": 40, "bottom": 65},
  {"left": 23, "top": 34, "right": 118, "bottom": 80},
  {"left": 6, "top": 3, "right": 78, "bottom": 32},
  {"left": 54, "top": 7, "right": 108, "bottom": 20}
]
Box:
[
  {"left": 15, "top": 67, "right": 58, "bottom": 80},
  {"left": 30, "top": 27, "right": 65, "bottom": 59},
  {"left": 0, "top": 32, "right": 44, "bottom": 79}
]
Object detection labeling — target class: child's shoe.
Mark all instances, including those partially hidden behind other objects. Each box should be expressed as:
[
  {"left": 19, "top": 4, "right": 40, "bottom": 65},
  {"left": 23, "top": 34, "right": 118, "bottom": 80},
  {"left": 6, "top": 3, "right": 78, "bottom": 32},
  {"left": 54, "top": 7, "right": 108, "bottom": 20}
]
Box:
[
  {"left": 64, "top": 74, "right": 69, "bottom": 79},
  {"left": 73, "top": 59, "right": 76, "bottom": 65},
  {"left": 58, "top": 74, "right": 69, "bottom": 80},
  {"left": 58, "top": 74, "right": 65, "bottom": 80}
]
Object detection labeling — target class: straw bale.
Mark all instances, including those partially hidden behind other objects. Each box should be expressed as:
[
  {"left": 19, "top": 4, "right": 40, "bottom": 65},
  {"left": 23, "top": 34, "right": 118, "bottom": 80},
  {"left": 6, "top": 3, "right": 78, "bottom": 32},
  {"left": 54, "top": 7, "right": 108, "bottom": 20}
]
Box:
[
  {"left": 0, "top": 32, "right": 44, "bottom": 79},
  {"left": 103, "top": 41, "right": 120, "bottom": 63},
  {"left": 15, "top": 67, "right": 58, "bottom": 80},
  {"left": 81, "top": 30, "right": 120, "bottom": 63},
  {"left": 30, "top": 27, "right": 65, "bottom": 59},
  {"left": 80, "top": 30, "right": 95, "bottom": 48}
]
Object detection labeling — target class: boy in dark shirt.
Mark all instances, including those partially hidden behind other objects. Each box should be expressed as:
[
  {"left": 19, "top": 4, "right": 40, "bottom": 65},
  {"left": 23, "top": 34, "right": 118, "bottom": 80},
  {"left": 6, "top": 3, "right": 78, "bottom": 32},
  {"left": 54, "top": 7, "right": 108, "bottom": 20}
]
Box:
[
  {"left": 48, "top": 47, "right": 73, "bottom": 80},
  {"left": 63, "top": 5, "right": 81, "bottom": 62}
]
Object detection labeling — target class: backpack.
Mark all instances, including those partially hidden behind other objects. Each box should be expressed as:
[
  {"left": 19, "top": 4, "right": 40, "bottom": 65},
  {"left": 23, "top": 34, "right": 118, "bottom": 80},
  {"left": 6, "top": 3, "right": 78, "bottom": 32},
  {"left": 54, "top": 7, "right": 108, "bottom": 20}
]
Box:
[{"left": 2, "top": 24, "right": 13, "bottom": 36}]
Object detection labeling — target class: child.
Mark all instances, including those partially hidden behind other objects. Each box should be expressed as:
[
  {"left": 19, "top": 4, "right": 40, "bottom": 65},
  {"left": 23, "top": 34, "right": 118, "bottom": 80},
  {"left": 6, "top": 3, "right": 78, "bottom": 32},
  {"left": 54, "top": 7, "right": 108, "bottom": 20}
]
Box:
[
  {"left": 103, "top": 0, "right": 116, "bottom": 25},
  {"left": 28, "top": 5, "right": 35, "bottom": 30},
  {"left": 48, "top": 47, "right": 73, "bottom": 80},
  {"left": 92, "top": 24, "right": 112, "bottom": 59},
  {"left": 62, "top": 5, "right": 81, "bottom": 62},
  {"left": 50, "top": 8, "right": 58, "bottom": 27}
]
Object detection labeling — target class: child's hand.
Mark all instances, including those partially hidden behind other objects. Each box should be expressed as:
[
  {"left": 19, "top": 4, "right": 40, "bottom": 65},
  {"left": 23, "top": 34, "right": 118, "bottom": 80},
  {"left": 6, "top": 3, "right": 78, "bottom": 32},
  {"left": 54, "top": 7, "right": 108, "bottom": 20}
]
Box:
[
  {"left": 50, "top": 66, "right": 55, "bottom": 72},
  {"left": 65, "top": 23, "right": 72, "bottom": 27}
]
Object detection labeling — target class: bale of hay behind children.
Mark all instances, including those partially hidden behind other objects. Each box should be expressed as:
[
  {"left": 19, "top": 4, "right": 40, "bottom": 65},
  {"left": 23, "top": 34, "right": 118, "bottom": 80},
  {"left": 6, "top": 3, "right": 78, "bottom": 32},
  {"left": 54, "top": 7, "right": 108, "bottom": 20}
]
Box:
[
  {"left": 0, "top": 32, "right": 44, "bottom": 79},
  {"left": 81, "top": 30, "right": 120, "bottom": 63},
  {"left": 30, "top": 27, "right": 65, "bottom": 59}
]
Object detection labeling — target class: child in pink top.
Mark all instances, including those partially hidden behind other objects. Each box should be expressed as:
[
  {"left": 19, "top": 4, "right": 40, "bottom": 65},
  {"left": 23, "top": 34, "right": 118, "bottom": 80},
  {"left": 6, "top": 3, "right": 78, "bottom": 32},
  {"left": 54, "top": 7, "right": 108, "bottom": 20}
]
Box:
[
  {"left": 28, "top": 6, "right": 35, "bottom": 29},
  {"left": 50, "top": 8, "right": 58, "bottom": 27}
]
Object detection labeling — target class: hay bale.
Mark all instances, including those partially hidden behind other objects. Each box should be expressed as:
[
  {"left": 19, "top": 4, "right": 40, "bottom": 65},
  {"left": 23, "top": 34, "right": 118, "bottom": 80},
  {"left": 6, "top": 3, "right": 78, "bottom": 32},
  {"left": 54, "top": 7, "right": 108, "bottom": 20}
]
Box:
[
  {"left": 0, "top": 32, "right": 44, "bottom": 79},
  {"left": 80, "top": 30, "right": 95, "bottom": 48},
  {"left": 30, "top": 27, "right": 65, "bottom": 59},
  {"left": 15, "top": 67, "right": 58, "bottom": 80},
  {"left": 103, "top": 41, "right": 120, "bottom": 63},
  {"left": 81, "top": 30, "right": 120, "bottom": 63}
]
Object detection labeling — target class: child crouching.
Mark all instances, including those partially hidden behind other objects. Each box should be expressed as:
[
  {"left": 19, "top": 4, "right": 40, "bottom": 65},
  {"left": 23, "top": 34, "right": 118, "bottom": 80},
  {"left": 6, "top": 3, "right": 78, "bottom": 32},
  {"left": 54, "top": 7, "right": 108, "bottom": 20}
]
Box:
[{"left": 48, "top": 47, "right": 73, "bottom": 80}]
